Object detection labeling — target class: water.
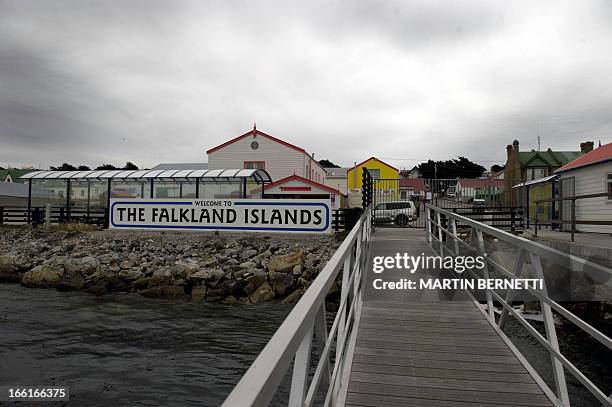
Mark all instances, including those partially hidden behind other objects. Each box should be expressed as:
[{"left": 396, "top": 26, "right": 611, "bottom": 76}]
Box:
[{"left": 0, "top": 284, "right": 291, "bottom": 406}]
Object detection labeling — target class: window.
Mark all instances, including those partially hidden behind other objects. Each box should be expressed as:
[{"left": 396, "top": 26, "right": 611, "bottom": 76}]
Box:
[
  {"left": 527, "top": 167, "right": 548, "bottom": 181},
  {"left": 366, "top": 168, "right": 380, "bottom": 179},
  {"left": 607, "top": 174, "right": 612, "bottom": 200},
  {"left": 244, "top": 161, "right": 265, "bottom": 170},
  {"left": 80, "top": 190, "right": 85, "bottom": 197}
]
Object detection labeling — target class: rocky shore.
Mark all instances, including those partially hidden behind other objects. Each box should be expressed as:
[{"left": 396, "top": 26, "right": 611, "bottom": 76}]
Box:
[{"left": 0, "top": 227, "right": 340, "bottom": 304}]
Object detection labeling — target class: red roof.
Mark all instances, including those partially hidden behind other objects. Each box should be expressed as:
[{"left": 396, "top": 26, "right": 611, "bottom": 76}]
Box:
[
  {"left": 350, "top": 157, "right": 399, "bottom": 172},
  {"left": 398, "top": 178, "right": 426, "bottom": 191},
  {"left": 263, "top": 174, "right": 342, "bottom": 195},
  {"left": 457, "top": 179, "right": 504, "bottom": 188},
  {"left": 207, "top": 128, "right": 306, "bottom": 154},
  {"left": 557, "top": 142, "right": 612, "bottom": 173}
]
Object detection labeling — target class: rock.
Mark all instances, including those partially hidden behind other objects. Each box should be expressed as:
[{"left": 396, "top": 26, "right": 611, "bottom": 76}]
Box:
[
  {"left": 268, "top": 251, "right": 304, "bottom": 274},
  {"left": 242, "top": 270, "right": 267, "bottom": 295},
  {"left": 249, "top": 282, "right": 275, "bottom": 303},
  {"left": 188, "top": 269, "right": 212, "bottom": 283},
  {"left": 222, "top": 295, "right": 240, "bottom": 304},
  {"left": 21, "top": 264, "right": 63, "bottom": 288},
  {"left": 57, "top": 271, "right": 85, "bottom": 291},
  {"left": 148, "top": 268, "right": 172, "bottom": 287},
  {"left": 282, "top": 288, "right": 305, "bottom": 304},
  {"left": 241, "top": 249, "right": 258, "bottom": 259},
  {"left": 130, "top": 277, "right": 149, "bottom": 288},
  {"left": 140, "top": 286, "right": 185, "bottom": 299},
  {"left": 64, "top": 256, "right": 100, "bottom": 275},
  {"left": 191, "top": 286, "right": 207, "bottom": 302},
  {"left": 292, "top": 265, "right": 302, "bottom": 276},
  {"left": 269, "top": 271, "right": 293, "bottom": 296},
  {"left": 239, "top": 261, "right": 257, "bottom": 270},
  {"left": 0, "top": 255, "right": 21, "bottom": 282},
  {"left": 305, "top": 253, "right": 318, "bottom": 269}
]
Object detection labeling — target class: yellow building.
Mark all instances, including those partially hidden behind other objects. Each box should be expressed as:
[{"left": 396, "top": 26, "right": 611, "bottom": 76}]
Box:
[{"left": 347, "top": 157, "right": 399, "bottom": 206}]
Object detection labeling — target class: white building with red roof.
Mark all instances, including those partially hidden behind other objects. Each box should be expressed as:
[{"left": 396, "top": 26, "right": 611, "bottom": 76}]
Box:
[
  {"left": 556, "top": 142, "right": 612, "bottom": 233},
  {"left": 207, "top": 126, "right": 327, "bottom": 184},
  {"left": 261, "top": 174, "right": 345, "bottom": 209}
]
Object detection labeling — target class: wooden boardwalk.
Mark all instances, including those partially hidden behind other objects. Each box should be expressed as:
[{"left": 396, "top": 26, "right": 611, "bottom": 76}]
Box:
[{"left": 344, "top": 228, "right": 554, "bottom": 407}]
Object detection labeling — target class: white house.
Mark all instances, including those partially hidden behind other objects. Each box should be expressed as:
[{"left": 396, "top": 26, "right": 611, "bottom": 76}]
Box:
[
  {"left": 556, "top": 142, "right": 612, "bottom": 234},
  {"left": 207, "top": 127, "right": 327, "bottom": 184},
  {"left": 324, "top": 167, "right": 349, "bottom": 196}
]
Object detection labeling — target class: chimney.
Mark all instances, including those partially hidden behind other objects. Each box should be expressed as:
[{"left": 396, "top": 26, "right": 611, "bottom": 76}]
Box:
[
  {"left": 512, "top": 139, "right": 519, "bottom": 151},
  {"left": 580, "top": 141, "right": 594, "bottom": 154},
  {"left": 506, "top": 144, "right": 513, "bottom": 161}
]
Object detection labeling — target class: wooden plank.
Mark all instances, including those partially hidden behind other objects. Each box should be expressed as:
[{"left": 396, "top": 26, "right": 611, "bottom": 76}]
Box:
[
  {"left": 355, "top": 346, "right": 521, "bottom": 365},
  {"left": 352, "top": 354, "right": 529, "bottom": 374},
  {"left": 347, "top": 381, "right": 552, "bottom": 406},
  {"left": 356, "top": 339, "right": 515, "bottom": 357},
  {"left": 350, "top": 371, "right": 544, "bottom": 394},
  {"left": 358, "top": 322, "right": 503, "bottom": 336},
  {"left": 356, "top": 331, "right": 508, "bottom": 347},
  {"left": 345, "top": 392, "right": 502, "bottom": 407},
  {"left": 350, "top": 362, "right": 535, "bottom": 383},
  {"left": 359, "top": 315, "right": 493, "bottom": 325}
]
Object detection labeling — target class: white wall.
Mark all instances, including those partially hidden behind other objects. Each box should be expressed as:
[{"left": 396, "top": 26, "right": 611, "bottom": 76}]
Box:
[
  {"left": 208, "top": 133, "right": 326, "bottom": 183},
  {"left": 324, "top": 177, "right": 347, "bottom": 195},
  {"left": 559, "top": 162, "right": 612, "bottom": 233}
]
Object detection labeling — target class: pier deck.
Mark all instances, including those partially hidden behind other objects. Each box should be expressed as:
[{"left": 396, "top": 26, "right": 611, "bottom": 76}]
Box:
[{"left": 344, "top": 228, "right": 553, "bottom": 407}]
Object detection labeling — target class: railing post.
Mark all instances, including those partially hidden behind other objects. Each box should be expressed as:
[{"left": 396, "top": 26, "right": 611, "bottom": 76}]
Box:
[
  {"left": 45, "top": 204, "right": 51, "bottom": 228},
  {"left": 426, "top": 206, "right": 432, "bottom": 243},
  {"left": 314, "top": 303, "right": 331, "bottom": 388},
  {"left": 529, "top": 253, "right": 569, "bottom": 406},
  {"left": 337, "top": 253, "right": 351, "bottom": 362},
  {"left": 450, "top": 217, "right": 459, "bottom": 256},
  {"left": 436, "top": 211, "right": 444, "bottom": 257},
  {"left": 289, "top": 326, "right": 314, "bottom": 407},
  {"left": 476, "top": 230, "right": 495, "bottom": 321},
  {"left": 498, "top": 249, "right": 525, "bottom": 329},
  {"left": 571, "top": 198, "right": 576, "bottom": 242}
]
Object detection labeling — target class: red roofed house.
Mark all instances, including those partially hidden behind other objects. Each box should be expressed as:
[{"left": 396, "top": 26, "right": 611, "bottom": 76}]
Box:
[
  {"left": 399, "top": 178, "right": 426, "bottom": 200},
  {"left": 556, "top": 142, "right": 612, "bottom": 233},
  {"left": 207, "top": 126, "right": 327, "bottom": 184},
  {"left": 262, "top": 175, "right": 345, "bottom": 209},
  {"left": 456, "top": 178, "right": 505, "bottom": 205}
]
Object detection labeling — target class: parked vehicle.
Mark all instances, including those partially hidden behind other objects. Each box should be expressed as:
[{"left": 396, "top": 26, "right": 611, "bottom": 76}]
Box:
[{"left": 373, "top": 201, "right": 416, "bottom": 227}]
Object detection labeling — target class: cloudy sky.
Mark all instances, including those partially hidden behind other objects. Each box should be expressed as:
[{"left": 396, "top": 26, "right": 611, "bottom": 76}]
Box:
[{"left": 1, "top": 0, "right": 611, "bottom": 170}]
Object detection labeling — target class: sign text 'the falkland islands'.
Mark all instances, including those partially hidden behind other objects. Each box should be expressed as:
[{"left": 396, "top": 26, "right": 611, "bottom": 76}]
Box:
[{"left": 109, "top": 199, "right": 331, "bottom": 233}]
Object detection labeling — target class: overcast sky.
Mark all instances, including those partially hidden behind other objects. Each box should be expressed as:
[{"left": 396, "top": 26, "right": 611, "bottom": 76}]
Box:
[{"left": 1, "top": 0, "right": 612, "bottom": 170}]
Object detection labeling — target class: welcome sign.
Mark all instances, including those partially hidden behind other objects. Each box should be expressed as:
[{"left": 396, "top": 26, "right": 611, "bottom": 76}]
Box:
[{"left": 109, "top": 199, "right": 331, "bottom": 233}]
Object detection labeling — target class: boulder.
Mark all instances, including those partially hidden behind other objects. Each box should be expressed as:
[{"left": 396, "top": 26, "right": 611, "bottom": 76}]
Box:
[
  {"left": 57, "top": 271, "right": 85, "bottom": 291},
  {"left": 268, "top": 251, "right": 304, "bottom": 274},
  {"left": 191, "top": 286, "right": 207, "bottom": 302},
  {"left": 282, "top": 288, "right": 305, "bottom": 304},
  {"left": 242, "top": 270, "right": 267, "bottom": 295},
  {"left": 148, "top": 268, "right": 172, "bottom": 287},
  {"left": 249, "top": 282, "right": 275, "bottom": 303},
  {"left": 269, "top": 271, "right": 293, "bottom": 296},
  {"left": 140, "top": 286, "right": 185, "bottom": 299},
  {"left": 222, "top": 295, "right": 240, "bottom": 305},
  {"left": 0, "top": 255, "right": 21, "bottom": 282},
  {"left": 64, "top": 256, "right": 100, "bottom": 275},
  {"left": 241, "top": 249, "right": 258, "bottom": 259},
  {"left": 239, "top": 261, "right": 257, "bottom": 270},
  {"left": 21, "top": 264, "right": 63, "bottom": 288}
]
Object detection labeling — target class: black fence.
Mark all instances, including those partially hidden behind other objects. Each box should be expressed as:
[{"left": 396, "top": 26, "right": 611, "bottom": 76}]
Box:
[
  {"left": 332, "top": 207, "right": 364, "bottom": 232},
  {"left": 0, "top": 206, "right": 107, "bottom": 226}
]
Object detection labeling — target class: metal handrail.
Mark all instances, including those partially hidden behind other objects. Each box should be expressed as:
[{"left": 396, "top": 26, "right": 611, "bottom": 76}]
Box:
[
  {"left": 222, "top": 206, "right": 372, "bottom": 407},
  {"left": 425, "top": 203, "right": 612, "bottom": 407}
]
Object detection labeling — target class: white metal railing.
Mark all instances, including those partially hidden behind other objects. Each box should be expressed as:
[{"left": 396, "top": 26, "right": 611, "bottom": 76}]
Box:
[
  {"left": 222, "top": 206, "right": 373, "bottom": 407},
  {"left": 425, "top": 204, "right": 612, "bottom": 407}
]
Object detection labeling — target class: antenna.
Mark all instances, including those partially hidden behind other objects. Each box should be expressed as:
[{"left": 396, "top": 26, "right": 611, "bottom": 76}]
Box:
[{"left": 537, "top": 135, "right": 541, "bottom": 151}]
